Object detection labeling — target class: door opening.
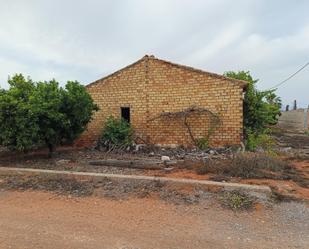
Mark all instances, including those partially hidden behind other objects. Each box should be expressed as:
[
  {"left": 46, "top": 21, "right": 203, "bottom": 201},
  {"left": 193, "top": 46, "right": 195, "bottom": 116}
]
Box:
[{"left": 121, "top": 107, "right": 130, "bottom": 123}]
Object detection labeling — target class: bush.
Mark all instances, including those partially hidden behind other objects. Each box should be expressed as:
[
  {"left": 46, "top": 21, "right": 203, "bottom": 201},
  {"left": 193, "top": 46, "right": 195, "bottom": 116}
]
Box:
[
  {"left": 245, "top": 130, "right": 274, "bottom": 151},
  {"left": 226, "top": 152, "right": 290, "bottom": 178},
  {"left": 100, "top": 116, "right": 133, "bottom": 147},
  {"left": 224, "top": 71, "right": 281, "bottom": 135}
]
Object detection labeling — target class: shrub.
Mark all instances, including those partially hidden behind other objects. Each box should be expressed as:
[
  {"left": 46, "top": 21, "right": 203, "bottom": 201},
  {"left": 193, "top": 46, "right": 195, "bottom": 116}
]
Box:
[
  {"left": 196, "top": 159, "right": 226, "bottom": 175},
  {"left": 195, "top": 152, "right": 290, "bottom": 179},
  {"left": 305, "top": 130, "right": 309, "bottom": 136},
  {"left": 100, "top": 116, "right": 133, "bottom": 147},
  {"left": 196, "top": 137, "right": 209, "bottom": 150},
  {"left": 225, "top": 152, "right": 290, "bottom": 178},
  {"left": 245, "top": 130, "right": 274, "bottom": 152},
  {"left": 220, "top": 191, "right": 255, "bottom": 210}
]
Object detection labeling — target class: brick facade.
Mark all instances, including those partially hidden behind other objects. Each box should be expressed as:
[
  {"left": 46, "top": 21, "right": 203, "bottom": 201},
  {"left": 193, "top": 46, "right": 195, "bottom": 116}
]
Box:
[{"left": 78, "top": 55, "right": 247, "bottom": 147}]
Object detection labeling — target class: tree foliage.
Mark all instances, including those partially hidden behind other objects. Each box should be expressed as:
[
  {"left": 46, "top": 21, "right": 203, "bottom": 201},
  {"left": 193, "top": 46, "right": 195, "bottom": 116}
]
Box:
[
  {"left": 0, "top": 74, "right": 98, "bottom": 155},
  {"left": 224, "top": 71, "right": 281, "bottom": 137}
]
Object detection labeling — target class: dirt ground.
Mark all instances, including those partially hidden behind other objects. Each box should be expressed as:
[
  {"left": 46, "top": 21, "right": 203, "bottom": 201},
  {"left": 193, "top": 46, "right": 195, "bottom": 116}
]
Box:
[
  {"left": 1, "top": 143, "right": 308, "bottom": 201},
  {"left": 0, "top": 190, "right": 308, "bottom": 249},
  {"left": 0, "top": 130, "right": 308, "bottom": 248}
]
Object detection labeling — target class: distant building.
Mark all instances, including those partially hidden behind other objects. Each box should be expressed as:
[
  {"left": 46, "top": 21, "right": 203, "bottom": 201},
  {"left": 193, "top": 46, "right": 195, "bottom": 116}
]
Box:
[{"left": 278, "top": 108, "right": 309, "bottom": 131}]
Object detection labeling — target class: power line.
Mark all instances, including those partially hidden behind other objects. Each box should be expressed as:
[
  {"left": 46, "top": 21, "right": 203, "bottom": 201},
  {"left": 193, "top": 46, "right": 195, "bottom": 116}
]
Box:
[{"left": 267, "top": 61, "right": 309, "bottom": 90}]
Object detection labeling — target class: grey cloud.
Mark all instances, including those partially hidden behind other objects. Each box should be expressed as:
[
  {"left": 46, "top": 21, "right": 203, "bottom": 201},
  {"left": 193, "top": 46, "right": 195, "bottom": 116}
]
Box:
[{"left": 0, "top": 0, "right": 308, "bottom": 107}]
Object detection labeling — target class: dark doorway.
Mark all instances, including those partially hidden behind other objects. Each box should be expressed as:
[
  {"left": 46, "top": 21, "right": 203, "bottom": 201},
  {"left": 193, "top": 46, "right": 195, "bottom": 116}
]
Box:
[{"left": 121, "top": 107, "right": 130, "bottom": 123}]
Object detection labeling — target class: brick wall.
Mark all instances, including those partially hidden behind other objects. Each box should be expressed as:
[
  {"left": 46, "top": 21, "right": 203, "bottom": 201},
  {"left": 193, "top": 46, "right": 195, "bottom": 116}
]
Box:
[{"left": 78, "top": 56, "right": 246, "bottom": 147}]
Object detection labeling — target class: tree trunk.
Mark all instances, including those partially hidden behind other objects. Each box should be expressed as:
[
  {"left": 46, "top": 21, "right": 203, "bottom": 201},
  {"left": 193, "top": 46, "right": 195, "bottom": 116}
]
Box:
[{"left": 48, "top": 144, "right": 54, "bottom": 158}]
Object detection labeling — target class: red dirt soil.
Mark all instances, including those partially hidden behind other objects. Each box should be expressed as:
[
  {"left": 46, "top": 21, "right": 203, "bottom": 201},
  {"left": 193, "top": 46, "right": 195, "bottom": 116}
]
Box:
[
  {"left": 0, "top": 190, "right": 308, "bottom": 249},
  {"left": 145, "top": 160, "right": 309, "bottom": 201}
]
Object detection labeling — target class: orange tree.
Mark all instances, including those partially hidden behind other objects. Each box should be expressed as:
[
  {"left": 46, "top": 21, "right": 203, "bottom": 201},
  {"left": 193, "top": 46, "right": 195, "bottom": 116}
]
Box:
[{"left": 0, "top": 74, "right": 98, "bottom": 156}]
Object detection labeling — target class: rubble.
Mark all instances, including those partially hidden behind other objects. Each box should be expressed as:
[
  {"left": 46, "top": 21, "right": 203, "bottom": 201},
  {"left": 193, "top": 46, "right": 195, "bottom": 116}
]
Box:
[
  {"left": 161, "top": 156, "right": 170, "bottom": 162},
  {"left": 56, "top": 159, "right": 71, "bottom": 165}
]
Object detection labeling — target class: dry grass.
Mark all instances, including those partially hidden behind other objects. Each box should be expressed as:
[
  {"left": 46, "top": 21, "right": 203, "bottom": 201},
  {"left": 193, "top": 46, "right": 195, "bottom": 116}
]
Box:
[
  {"left": 226, "top": 152, "right": 291, "bottom": 178},
  {"left": 196, "top": 152, "right": 292, "bottom": 179},
  {"left": 0, "top": 175, "right": 95, "bottom": 196}
]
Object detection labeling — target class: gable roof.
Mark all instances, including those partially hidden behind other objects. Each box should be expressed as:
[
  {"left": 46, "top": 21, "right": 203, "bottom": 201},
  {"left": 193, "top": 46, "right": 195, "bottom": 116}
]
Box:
[{"left": 87, "top": 55, "right": 248, "bottom": 89}]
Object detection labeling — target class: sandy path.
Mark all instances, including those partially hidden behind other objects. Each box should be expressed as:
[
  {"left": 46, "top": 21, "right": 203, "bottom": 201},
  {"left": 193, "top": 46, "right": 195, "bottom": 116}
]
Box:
[{"left": 0, "top": 190, "right": 308, "bottom": 249}]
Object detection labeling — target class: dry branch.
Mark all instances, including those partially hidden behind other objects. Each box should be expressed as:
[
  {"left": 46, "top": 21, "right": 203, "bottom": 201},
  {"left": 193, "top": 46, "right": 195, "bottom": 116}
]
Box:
[{"left": 148, "top": 106, "right": 221, "bottom": 146}]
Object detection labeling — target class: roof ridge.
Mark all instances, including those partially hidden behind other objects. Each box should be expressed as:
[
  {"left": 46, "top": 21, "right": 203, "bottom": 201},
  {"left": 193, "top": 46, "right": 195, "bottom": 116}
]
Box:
[
  {"left": 86, "top": 56, "right": 148, "bottom": 88},
  {"left": 86, "top": 54, "right": 248, "bottom": 88},
  {"left": 147, "top": 55, "right": 248, "bottom": 87}
]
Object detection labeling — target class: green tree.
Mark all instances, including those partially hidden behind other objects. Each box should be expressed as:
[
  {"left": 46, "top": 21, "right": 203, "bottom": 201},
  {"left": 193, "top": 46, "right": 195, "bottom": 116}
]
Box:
[
  {"left": 0, "top": 74, "right": 40, "bottom": 151},
  {"left": 60, "top": 81, "right": 99, "bottom": 143},
  {"left": 0, "top": 74, "right": 98, "bottom": 156},
  {"left": 29, "top": 79, "right": 68, "bottom": 155},
  {"left": 224, "top": 71, "right": 281, "bottom": 136}
]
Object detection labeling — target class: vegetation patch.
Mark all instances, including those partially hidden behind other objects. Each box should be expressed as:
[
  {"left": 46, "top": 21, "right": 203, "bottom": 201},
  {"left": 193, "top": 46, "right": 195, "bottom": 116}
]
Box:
[
  {"left": 219, "top": 191, "right": 255, "bottom": 211},
  {"left": 271, "top": 188, "right": 303, "bottom": 203},
  {"left": 98, "top": 116, "right": 133, "bottom": 150},
  {"left": 0, "top": 175, "right": 94, "bottom": 197},
  {"left": 246, "top": 130, "right": 275, "bottom": 152},
  {"left": 196, "top": 159, "right": 226, "bottom": 175},
  {"left": 226, "top": 152, "right": 290, "bottom": 178},
  {"left": 196, "top": 137, "right": 209, "bottom": 150},
  {"left": 224, "top": 71, "right": 281, "bottom": 151},
  {"left": 196, "top": 152, "right": 293, "bottom": 179}
]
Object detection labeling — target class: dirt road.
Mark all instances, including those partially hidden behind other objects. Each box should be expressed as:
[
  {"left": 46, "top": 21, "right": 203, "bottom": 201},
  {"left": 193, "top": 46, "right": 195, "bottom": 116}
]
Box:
[{"left": 0, "top": 190, "right": 308, "bottom": 249}]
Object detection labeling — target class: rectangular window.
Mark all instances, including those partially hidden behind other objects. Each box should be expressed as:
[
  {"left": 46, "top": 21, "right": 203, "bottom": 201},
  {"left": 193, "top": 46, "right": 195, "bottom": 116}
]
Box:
[{"left": 121, "top": 107, "right": 130, "bottom": 123}]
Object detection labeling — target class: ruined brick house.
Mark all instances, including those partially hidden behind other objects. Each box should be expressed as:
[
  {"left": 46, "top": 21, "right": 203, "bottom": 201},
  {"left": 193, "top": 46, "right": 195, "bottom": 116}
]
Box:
[{"left": 79, "top": 55, "right": 247, "bottom": 147}]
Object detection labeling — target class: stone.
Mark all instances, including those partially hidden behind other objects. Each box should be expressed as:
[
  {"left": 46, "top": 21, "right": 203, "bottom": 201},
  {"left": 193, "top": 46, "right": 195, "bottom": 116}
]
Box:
[
  {"left": 161, "top": 156, "right": 170, "bottom": 162},
  {"left": 135, "top": 144, "right": 145, "bottom": 151},
  {"left": 281, "top": 147, "right": 292, "bottom": 152},
  {"left": 56, "top": 159, "right": 71, "bottom": 165}
]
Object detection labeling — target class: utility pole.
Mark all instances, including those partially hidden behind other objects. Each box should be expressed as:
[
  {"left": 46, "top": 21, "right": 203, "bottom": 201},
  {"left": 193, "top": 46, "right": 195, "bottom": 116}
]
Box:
[{"left": 293, "top": 100, "right": 297, "bottom": 110}]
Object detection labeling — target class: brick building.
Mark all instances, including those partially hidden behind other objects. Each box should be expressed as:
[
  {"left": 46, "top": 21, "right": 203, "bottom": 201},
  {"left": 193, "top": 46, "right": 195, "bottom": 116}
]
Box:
[{"left": 79, "top": 55, "right": 247, "bottom": 147}]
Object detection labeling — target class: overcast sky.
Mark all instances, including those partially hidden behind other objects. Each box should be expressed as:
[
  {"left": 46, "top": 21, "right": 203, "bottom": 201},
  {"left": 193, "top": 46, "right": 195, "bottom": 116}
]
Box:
[{"left": 0, "top": 0, "right": 308, "bottom": 107}]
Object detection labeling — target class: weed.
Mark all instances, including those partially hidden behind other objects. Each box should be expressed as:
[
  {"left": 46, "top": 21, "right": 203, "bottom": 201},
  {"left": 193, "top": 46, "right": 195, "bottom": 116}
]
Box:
[
  {"left": 219, "top": 191, "right": 255, "bottom": 211},
  {"left": 196, "top": 137, "right": 209, "bottom": 150},
  {"left": 246, "top": 130, "right": 274, "bottom": 152}
]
